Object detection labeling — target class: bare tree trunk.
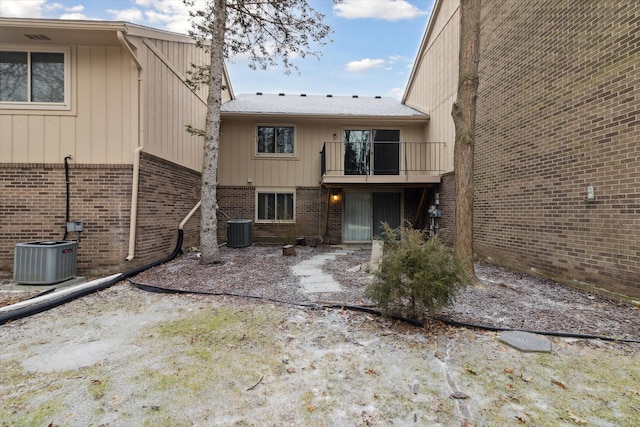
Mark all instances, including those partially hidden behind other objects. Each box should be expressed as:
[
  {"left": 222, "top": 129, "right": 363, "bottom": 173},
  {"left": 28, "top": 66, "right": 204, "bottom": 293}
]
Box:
[
  {"left": 199, "top": 0, "right": 227, "bottom": 264},
  {"left": 451, "top": 0, "right": 481, "bottom": 282}
]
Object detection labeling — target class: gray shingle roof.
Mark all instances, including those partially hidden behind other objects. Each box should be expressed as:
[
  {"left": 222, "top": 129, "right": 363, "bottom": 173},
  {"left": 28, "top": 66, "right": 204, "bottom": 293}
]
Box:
[{"left": 221, "top": 93, "right": 427, "bottom": 118}]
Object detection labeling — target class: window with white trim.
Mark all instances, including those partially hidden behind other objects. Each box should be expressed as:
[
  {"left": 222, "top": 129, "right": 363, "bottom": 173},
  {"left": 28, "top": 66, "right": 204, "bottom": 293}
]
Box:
[
  {"left": 0, "top": 48, "right": 69, "bottom": 108},
  {"left": 257, "top": 125, "right": 295, "bottom": 155},
  {"left": 257, "top": 191, "right": 295, "bottom": 222}
]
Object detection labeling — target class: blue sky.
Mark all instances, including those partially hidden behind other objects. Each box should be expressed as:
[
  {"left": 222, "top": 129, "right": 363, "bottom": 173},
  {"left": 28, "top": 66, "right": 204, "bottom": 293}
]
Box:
[{"left": 1, "top": 0, "right": 435, "bottom": 98}]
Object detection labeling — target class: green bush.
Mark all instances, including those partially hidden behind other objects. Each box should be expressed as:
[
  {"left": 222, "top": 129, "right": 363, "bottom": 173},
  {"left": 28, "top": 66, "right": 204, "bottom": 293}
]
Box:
[{"left": 365, "top": 223, "right": 468, "bottom": 321}]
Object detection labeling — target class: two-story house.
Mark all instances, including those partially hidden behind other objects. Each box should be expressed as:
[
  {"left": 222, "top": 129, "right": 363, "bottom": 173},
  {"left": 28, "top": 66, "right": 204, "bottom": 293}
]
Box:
[
  {"left": 217, "top": 93, "right": 446, "bottom": 245},
  {"left": 0, "top": 17, "right": 232, "bottom": 275}
]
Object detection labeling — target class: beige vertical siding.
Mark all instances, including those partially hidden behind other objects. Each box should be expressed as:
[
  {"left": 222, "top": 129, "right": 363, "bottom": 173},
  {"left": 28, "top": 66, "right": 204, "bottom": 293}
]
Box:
[
  {"left": 136, "top": 37, "right": 212, "bottom": 172},
  {"left": 219, "top": 117, "right": 426, "bottom": 187},
  {"left": 404, "top": 0, "right": 460, "bottom": 172},
  {"left": 0, "top": 33, "right": 218, "bottom": 172},
  {"left": 0, "top": 45, "right": 139, "bottom": 165}
]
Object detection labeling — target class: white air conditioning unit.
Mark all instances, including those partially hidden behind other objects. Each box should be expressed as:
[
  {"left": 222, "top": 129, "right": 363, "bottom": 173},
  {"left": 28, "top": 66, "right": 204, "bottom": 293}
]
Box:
[{"left": 14, "top": 241, "right": 78, "bottom": 285}]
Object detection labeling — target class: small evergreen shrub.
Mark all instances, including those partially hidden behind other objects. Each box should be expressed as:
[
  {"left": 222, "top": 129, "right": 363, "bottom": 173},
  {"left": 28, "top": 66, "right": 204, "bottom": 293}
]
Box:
[{"left": 365, "top": 223, "right": 468, "bottom": 321}]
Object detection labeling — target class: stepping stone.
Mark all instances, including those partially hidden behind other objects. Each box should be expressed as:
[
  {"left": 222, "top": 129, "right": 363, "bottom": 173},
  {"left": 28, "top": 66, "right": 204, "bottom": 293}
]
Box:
[
  {"left": 290, "top": 265, "right": 323, "bottom": 276},
  {"left": 499, "top": 331, "right": 552, "bottom": 353},
  {"left": 332, "top": 251, "right": 350, "bottom": 256},
  {"left": 302, "top": 257, "right": 333, "bottom": 266},
  {"left": 347, "top": 265, "right": 361, "bottom": 273},
  {"left": 300, "top": 276, "right": 342, "bottom": 293}
]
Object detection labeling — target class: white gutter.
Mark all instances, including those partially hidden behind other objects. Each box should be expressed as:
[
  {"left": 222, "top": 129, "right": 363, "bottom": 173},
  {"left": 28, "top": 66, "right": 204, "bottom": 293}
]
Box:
[{"left": 117, "top": 31, "right": 145, "bottom": 262}]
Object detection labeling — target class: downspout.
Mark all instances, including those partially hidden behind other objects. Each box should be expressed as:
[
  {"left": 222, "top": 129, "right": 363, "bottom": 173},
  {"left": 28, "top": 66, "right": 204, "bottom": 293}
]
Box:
[
  {"left": 117, "top": 30, "right": 144, "bottom": 261},
  {"left": 179, "top": 200, "right": 201, "bottom": 230}
]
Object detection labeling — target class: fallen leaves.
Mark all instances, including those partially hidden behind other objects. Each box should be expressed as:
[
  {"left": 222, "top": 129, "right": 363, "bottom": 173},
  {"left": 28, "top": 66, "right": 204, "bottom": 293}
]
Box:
[
  {"left": 519, "top": 374, "right": 533, "bottom": 383},
  {"left": 567, "top": 410, "right": 588, "bottom": 424},
  {"left": 551, "top": 379, "right": 566, "bottom": 389},
  {"left": 449, "top": 391, "right": 470, "bottom": 400}
]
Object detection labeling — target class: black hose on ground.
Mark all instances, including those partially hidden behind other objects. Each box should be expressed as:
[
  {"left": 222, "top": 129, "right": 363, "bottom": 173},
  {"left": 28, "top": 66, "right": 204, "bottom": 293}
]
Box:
[
  {"left": 0, "top": 230, "right": 184, "bottom": 326},
  {"left": 127, "top": 280, "right": 640, "bottom": 344}
]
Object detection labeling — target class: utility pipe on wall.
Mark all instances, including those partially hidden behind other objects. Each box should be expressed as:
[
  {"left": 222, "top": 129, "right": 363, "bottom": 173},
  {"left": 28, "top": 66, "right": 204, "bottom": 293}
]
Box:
[
  {"left": 63, "top": 155, "right": 73, "bottom": 240},
  {"left": 117, "top": 30, "right": 145, "bottom": 262},
  {"left": 180, "top": 200, "right": 201, "bottom": 230}
]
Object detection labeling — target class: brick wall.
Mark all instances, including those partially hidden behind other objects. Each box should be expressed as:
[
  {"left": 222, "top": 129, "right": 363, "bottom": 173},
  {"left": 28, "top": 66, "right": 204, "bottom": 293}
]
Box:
[
  {"left": 217, "top": 186, "right": 332, "bottom": 245},
  {"left": 0, "top": 163, "right": 133, "bottom": 274},
  {"left": 215, "top": 186, "right": 437, "bottom": 246},
  {"left": 474, "top": 0, "right": 639, "bottom": 298},
  {"left": 437, "top": 172, "right": 456, "bottom": 246},
  {"left": 136, "top": 153, "right": 201, "bottom": 265},
  {"left": 1, "top": 153, "right": 201, "bottom": 277}
]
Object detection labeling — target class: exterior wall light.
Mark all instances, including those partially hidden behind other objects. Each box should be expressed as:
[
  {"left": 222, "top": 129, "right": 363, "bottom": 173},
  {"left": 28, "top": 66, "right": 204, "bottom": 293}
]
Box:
[
  {"left": 586, "top": 185, "right": 595, "bottom": 203},
  {"left": 331, "top": 190, "right": 341, "bottom": 202}
]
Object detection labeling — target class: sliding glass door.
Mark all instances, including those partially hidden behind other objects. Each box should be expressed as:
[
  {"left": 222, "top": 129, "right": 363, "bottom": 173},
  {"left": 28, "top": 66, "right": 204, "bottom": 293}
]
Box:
[
  {"left": 343, "top": 191, "right": 401, "bottom": 241},
  {"left": 344, "top": 192, "right": 372, "bottom": 241},
  {"left": 373, "top": 129, "right": 400, "bottom": 175},
  {"left": 344, "top": 130, "right": 370, "bottom": 175},
  {"left": 343, "top": 129, "right": 400, "bottom": 175}
]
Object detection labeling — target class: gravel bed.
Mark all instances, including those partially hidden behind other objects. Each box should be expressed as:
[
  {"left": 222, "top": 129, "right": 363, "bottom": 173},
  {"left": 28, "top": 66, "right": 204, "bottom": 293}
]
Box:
[{"left": 129, "top": 245, "right": 639, "bottom": 342}]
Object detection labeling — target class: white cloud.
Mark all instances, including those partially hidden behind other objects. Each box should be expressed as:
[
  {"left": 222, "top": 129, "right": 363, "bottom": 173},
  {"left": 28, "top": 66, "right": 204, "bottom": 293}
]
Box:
[
  {"left": 334, "top": 0, "right": 428, "bottom": 21},
  {"left": 145, "top": 10, "right": 191, "bottom": 34},
  {"left": 59, "top": 12, "right": 90, "bottom": 19},
  {"left": 43, "top": 2, "right": 64, "bottom": 12},
  {"left": 0, "top": 1, "right": 90, "bottom": 19},
  {"left": 105, "top": 0, "right": 193, "bottom": 32},
  {"left": 346, "top": 58, "right": 386, "bottom": 72},
  {"left": 107, "top": 8, "right": 144, "bottom": 22},
  {"left": 65, "top": 5, "right": 85, "bottom": 13},
  {"left": 0, "top": 0, "right": 47, "bottom": 17},
  {"left": 388, "top": 87, "right": 404, "bottom": 99}
]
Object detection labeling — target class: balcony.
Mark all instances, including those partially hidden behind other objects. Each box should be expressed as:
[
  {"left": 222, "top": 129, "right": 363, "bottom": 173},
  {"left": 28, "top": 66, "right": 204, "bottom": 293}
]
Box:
[{"left": 321, "top": 141, "right": 445, "bottom": 186}]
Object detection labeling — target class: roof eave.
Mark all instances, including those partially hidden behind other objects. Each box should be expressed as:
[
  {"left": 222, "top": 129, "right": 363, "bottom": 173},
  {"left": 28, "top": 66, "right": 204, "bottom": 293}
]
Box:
[
  {"left": 0, "top": 17, "right": 196, "bottom": 44},
  {"left": 402, "top": 0, "right": 447, "bottom": 104},
  {"left": 220, "top": 112, "right": 429, "bottom": 122},
  {"left": 0, "top": 17, "right": 128, "bottom": 33}
]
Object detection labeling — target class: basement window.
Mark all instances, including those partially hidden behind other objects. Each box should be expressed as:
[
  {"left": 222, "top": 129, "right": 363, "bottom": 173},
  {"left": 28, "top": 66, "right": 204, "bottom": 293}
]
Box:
[{"left": 256, "top": 190, "right": 295, "bottom": 222}]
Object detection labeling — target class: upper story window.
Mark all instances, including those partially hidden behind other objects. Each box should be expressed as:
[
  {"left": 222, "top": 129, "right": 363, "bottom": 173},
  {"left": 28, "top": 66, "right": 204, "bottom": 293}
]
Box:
[
  {"left": 257, "top": 125, "right": 295, "bottom": 155},
  {"left": 0, "top": 48, "right": 70, "bottom": 109}
]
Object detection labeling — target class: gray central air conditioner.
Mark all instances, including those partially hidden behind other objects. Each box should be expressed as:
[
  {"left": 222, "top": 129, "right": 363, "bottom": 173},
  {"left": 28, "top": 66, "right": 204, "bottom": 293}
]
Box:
[
  {"left": 14, "top": 241, "right": 78, "bottom": 285},
  {"left": 227, "top": 219, "right": 252, "bottom": 248}
]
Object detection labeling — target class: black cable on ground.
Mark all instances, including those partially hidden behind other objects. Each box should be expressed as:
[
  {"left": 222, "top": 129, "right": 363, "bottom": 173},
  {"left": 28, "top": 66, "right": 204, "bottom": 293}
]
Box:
[
  {"left": 130, "top": 280, "right": 318, "bottom": 309},
  {"left": 128, "top": 280, "right": 640, "bottom": 344},
  {"left": 0, "top": 230, "right": 184, "bottom": 326},
  {"left": 128, "top": 280, "right": 423, "bottom": 326},
  {"left": 431, "top": 316, "right": 640, "bottom": 344}
]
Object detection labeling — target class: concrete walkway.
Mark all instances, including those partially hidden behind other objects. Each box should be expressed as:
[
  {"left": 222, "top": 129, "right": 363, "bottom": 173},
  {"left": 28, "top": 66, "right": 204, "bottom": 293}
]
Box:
[{"left": 291, "top": 250, "right": 351, "bottom": 294}]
